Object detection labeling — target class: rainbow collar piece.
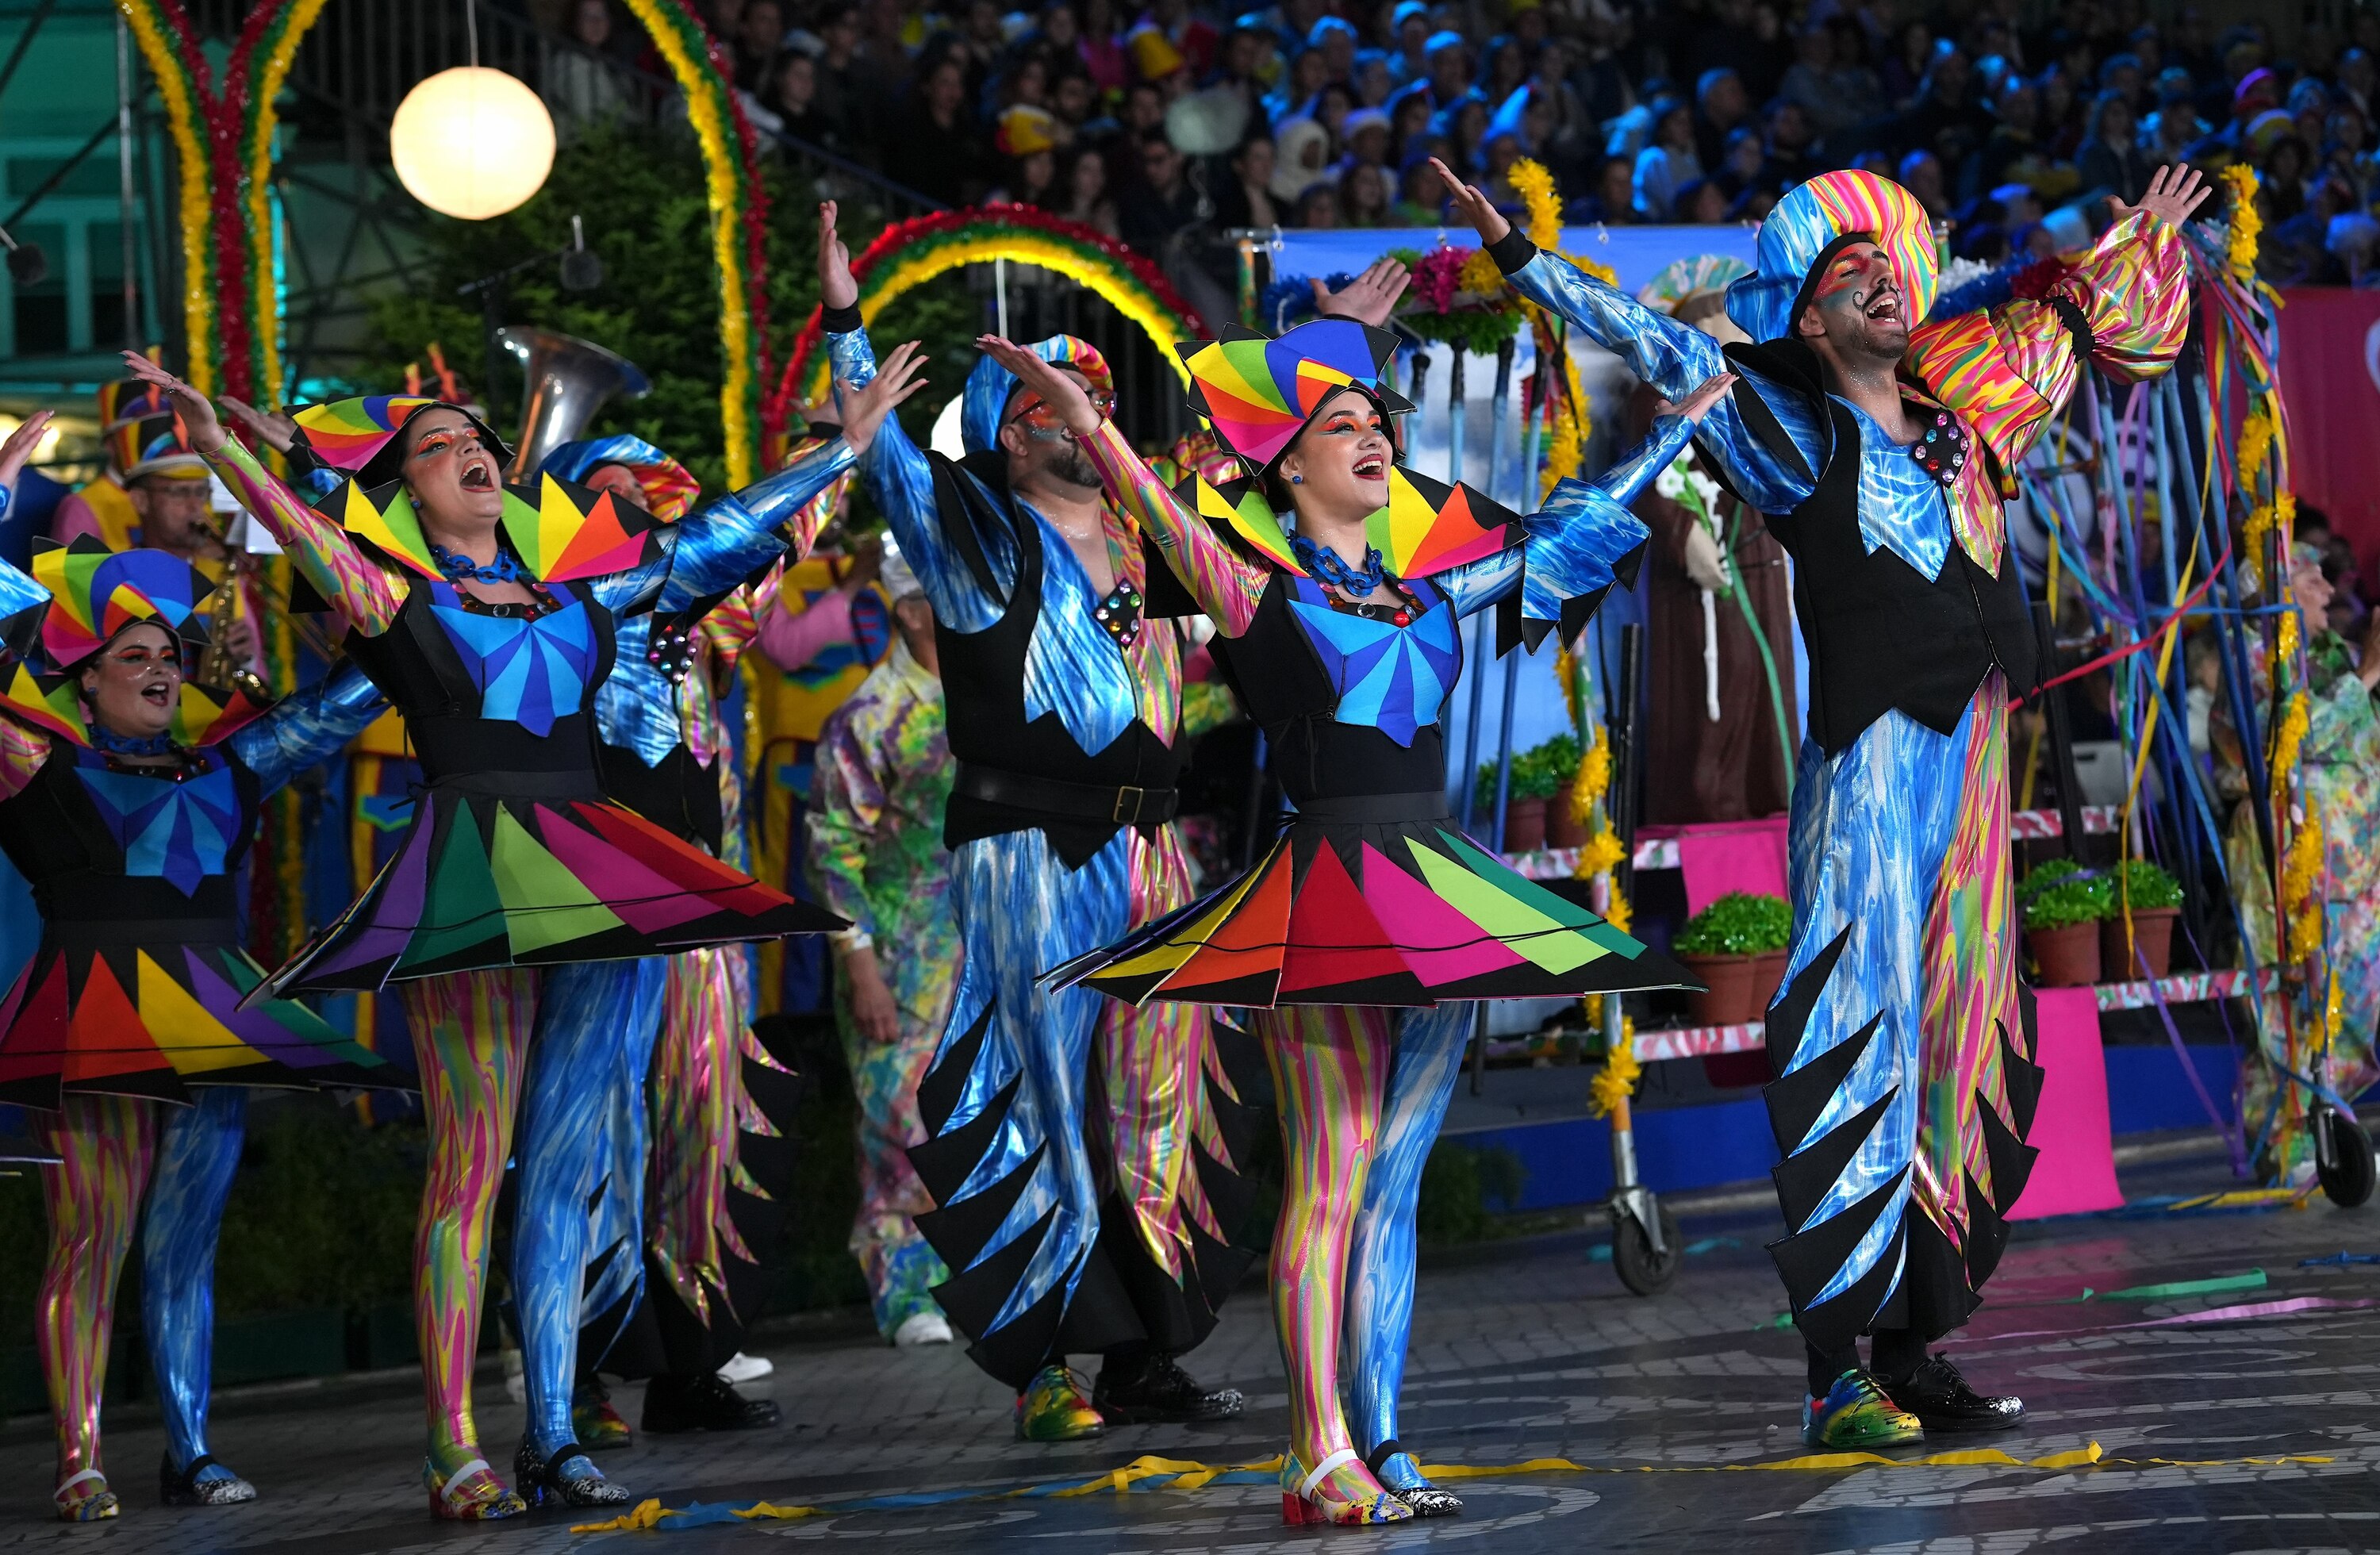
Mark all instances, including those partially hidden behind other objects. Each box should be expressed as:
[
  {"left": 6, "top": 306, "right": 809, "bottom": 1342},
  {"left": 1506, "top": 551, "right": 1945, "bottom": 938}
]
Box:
[
  {"left": 325, "top": 473, "right": 663, "bottom": 585},
  {"left": 1179, "top": 320, "right": 1413, "bottom": 473},
  {"left": 1172, "top": 463, "right": 1521, "bottom": 583},
  {"left": 538, "top": 435, "right": 702, "bottom": 523},
  {"left": 1726, "top": 170, "right": 1939, "bottom": 345}
]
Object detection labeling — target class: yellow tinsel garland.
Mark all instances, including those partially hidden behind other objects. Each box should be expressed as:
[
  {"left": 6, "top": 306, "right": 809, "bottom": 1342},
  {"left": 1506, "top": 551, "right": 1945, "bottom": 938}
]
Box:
[
  {"left": 2282, "top": 801, "right": 2323, "bottom": 916},
  {"left": 623, "top": 0, "right": 760, "bottom": 486},
  {"left": 1456, "top": 247, "right": 1503, "bottom": 297},
  {"left": 2222, "top": 163, "right": 2261, "bottom": 281},
  {"left": 2276, "top": 606, "right": 2301, "bottom": 672},
  {"left": 2237, "top": 409, "right": 2275, "bottom": 490},
  {"left": 2270, "top": 689, "right": 2310, "bottom": 795},
  {"left": 117, "top": 2, "right": 217, "bottom": 391},
  {"left": 244, "top": 0, "right": 331, "bottom": 403},
  {"left": 1511, "top": 158, "right": 1562, "bottom": 249},
  {"left": 1587, "top": 1034, "right": 1640, "bottom": 1118}
]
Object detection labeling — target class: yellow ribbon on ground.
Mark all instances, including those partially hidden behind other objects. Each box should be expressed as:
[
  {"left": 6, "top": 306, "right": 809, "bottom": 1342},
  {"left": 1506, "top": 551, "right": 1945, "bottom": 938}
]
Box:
[{"left": 570, "top": 1442, "right": 2340, "bottom": 1530}]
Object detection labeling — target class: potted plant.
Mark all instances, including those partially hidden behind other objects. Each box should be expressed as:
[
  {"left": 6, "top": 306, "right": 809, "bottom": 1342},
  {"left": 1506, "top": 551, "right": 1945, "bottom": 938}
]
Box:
[
  {"left": 1737, "top": 893, "right": 1795, "bottom": 1012},
  {"left": 2021, "top": 860, "right": 2112, "bottom": 987},
  {"left": 2101, "top": 858, "right": 2185, "bottom": 979},
  {"left": 1540, "top": 732, "right": 1591, "bottom": 849},
  {"left": 1476, "top": 739, "right": 1565, "bottom": 854},
  {"left": 1672, "top": 892, "right": 1778, "bottom": 1024}
]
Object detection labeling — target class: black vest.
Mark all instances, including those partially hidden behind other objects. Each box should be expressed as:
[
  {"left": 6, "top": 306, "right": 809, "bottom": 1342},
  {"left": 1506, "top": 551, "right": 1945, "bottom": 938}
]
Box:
[
  {"left": 0, "top": 743, "right": 262, "bottom": 940},
  {"left": 1203, "top": 573, "right": 1452, "bottom": 808},
  {"left": 1725, "top": 339, "right": 2039, "bottom": 755},
  {"left": 931, "top": 451, "right": 1179, "bottom": 866}
]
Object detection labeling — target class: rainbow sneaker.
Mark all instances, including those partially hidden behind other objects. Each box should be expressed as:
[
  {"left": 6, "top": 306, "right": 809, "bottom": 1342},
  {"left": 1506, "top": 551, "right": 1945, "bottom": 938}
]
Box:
[
  {"left": 1013, "top": 1365, "right": 1105, "bottom": 1442},
  {"left": 1802, "top": 1369, "right": 1924, "bottom": 1450}
]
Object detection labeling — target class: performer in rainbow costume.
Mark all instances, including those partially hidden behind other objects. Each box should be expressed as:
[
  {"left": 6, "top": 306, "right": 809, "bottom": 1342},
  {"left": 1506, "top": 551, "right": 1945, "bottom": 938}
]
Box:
[
  {"left": 1026, "top": 304, "right": 1701, "bottom": 1522},
  {"left": 0, "top": 413, "right": 400, "bottom": 1521},
  {"left": 1436, "top": 156, "right": 2206, "bottom": 1446},
  {"left": 818, "top": 201, "right": 1256, "bottom": 1439},
  {"left": 530, "top": 433, "right": 842, "bottom": 1442},
  {"left": 131, "top": 347, "right": 922, "bottom": 1519}
]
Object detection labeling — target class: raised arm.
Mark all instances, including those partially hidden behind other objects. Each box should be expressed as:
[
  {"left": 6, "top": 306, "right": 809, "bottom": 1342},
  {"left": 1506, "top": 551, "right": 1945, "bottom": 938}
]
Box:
[
  {"left": 227, "top": 658, "right": 387, "bottom": 797},
  {"left": 975, "top": 335, "right": 1272, "bottom": 636},
  {"left": 1908, "top": 166, "right": 2205, "bottom": 472},
  {"left": 122, "top": 355, "right": 406, "bottom": 636},
  {"left": 0, "top": 414, "right": 59, "bottom": 624}
]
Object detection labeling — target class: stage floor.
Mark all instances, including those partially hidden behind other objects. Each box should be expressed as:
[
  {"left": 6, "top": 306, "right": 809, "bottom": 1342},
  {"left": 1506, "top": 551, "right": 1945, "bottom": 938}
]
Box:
[{"left": 6, "top": 1138, "right": 2378, "bottom": 1553}]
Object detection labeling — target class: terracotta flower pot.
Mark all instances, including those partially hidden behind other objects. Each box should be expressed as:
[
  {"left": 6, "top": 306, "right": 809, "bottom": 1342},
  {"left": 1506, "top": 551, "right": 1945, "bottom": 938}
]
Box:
[
  {"left": 1547, "top": 782, "right": 1590, "bottom": 849},
  {"left": 1502, "top": 796, "right": 1549, "bottom": 854},
  {"left": 1681, "top": 952, "right": 1759, "bottom": 1026},
  {"left": 2027, "top": 922, "right": 2102, "bottom": 987},
  {"left": 2100, "top": 907, "right": 2179, "bottom": 981},
  {"left": 1750, "top": 950, "right": 1790, "bottom": 1014}
]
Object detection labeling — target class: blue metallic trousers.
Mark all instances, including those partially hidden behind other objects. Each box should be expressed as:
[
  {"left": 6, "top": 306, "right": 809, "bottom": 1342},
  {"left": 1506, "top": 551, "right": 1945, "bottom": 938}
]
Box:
[{"left": 516, "top": 958, "right": 668, "bottom": 1455}]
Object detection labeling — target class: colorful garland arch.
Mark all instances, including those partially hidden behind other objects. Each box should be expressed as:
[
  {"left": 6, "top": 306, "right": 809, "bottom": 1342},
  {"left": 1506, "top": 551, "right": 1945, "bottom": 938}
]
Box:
[
  {"left": 781, "top": 206, "right": 1207, "bottom": 418},
  {"left": 117, "top": 0, "right": 771, "bottom": 480}
]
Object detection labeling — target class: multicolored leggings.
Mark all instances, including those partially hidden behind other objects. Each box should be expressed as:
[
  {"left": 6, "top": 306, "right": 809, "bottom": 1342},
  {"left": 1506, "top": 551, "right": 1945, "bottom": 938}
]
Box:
[
  {"left": 399, "top": 968, "right": 539, "bottom": 1467},
  {"left": 1253, "top": 1003, "right": 1470, "bottom": 1472},
  {"left": 36, "top": 1088, "right": 247, "bottom": 1492},
  {"left": 838, "top": 976, "right": 949, "bottom": 1338}
]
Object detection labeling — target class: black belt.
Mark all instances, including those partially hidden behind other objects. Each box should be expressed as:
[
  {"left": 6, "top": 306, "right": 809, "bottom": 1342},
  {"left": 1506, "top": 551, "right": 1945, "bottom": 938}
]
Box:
[
  {"left": 1290, "top": 790, "right": 1452, "bottom": 823},
  {"left": 954, "top": 764, "right": 1180, "bottom": 827}
]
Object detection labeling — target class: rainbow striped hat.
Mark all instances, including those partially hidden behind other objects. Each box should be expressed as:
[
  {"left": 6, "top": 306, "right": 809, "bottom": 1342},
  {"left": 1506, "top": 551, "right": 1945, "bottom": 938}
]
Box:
[
  {"left": 538, "top": 435, "right": 702, "bottom": 522},
  {"left": 25, "top": 538, "right": 214, "bottom": 670},
  {"left": 1178, "top": 320, "right": 1412, "bottom": 474},
  {"left": 1726, "top": 169, "right": 1939, "bottom": 345},
  {"left": 292, "top": 396, "right": 514, "bottom": 489}
]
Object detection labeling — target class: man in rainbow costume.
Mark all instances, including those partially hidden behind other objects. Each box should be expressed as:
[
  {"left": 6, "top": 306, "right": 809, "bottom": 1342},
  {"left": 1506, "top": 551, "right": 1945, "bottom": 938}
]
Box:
[{"left": 1439, "top": 156, "right": 2209, "bottom": 1446}]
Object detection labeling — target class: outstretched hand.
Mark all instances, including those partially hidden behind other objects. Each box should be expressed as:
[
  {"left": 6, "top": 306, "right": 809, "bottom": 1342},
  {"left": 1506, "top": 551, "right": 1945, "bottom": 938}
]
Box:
[
  {"left": 220, "top": 397, "right": 298, "bottom": 455},
  {"left": 838, "top": 340, "right": 929, "bottom": 457},
  {"left": 120, "top": 351, "right": 226, "bottom": 454},
  {"left": 1657, "top": 372, "right": 1738, "bottom": 425},
  {"left": 818, "top": 200, "right": 858, "bottom": 312},
  {"left": 2111, "top": 163, "right": 2211, "bottom": 230},
  {"left": 975, "top": 335, "right": 1103, "bottom": 436},
  {"left": 0, "top": 409, "right": 51, "bottom": 493},
  {"left": 1312, "top": 258, "right": 1411, "bottom": 328},
  {"left": 1427, "top": 156, "right": 1511, "bottom": 246}
]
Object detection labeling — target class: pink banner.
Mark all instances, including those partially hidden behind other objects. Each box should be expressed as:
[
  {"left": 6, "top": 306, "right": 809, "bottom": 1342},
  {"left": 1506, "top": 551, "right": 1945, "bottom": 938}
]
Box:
[
  {"left": 1639, "top": 817, "right": 1791, "bottom": 916},
  {"left": 2008, "top": 985, "right": 2124, "bottom": 1221},
  {"left": 2275, "top": 289, "right": 2380, "bottom": 594}
]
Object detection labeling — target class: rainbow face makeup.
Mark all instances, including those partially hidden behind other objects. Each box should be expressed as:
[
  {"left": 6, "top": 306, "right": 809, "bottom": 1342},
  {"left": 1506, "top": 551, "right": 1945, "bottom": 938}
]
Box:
[{"left": 1809, "top": 243, "right": 1907, "bottom": 336}]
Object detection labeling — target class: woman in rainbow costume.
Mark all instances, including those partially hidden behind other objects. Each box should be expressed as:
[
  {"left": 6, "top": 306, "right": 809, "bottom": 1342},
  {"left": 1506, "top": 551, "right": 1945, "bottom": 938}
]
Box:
[
  {"left": 1011, "top": 305, "right": 1710, "bottom": 1523},
  {"left": 127, "top": 349, "right": 922, "bottom": 1519},
  {"left": 0, "top": 415, "right": 401, "bottom": 1521},
  {"left": 1434, "top": 156, "right": 2206, "bottom": 1446}
]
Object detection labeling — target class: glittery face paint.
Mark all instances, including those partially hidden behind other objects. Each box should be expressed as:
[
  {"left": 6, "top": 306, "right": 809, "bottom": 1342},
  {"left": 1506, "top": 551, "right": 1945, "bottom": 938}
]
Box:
[
  {"left": 36, "top": 1094, "right": 156, "bottom": 1494},
  {"left": 1802, "top": 242, "right": 1910, "bottom": 356},
  {"left": 399, "top": 967, "right": 539, "bottom": 1466}
]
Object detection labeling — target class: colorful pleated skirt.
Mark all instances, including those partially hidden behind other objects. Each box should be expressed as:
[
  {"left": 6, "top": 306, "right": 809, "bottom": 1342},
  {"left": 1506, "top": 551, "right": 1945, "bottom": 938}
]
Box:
[
  {"left": 262, "top": 781, "right": 841, "bottom": 998},
  {"left": 0, "top": 934, "right": 397, "bottom": 1110},
  {"left": 1053, "top": 809, "right": 1688, "bottom": 1008}
]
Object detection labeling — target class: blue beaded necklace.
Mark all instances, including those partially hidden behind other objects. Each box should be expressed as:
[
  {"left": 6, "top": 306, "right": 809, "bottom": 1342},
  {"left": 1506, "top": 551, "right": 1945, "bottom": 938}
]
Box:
[
  {"left": 89, "top": 724, "right": 178, "bottom": 758},
  {"left": 1289, "top": 534, "right": 1388, "bottom": 597},
  {"left": 429, "top": 542, "right": 524, "bottom": 585}
]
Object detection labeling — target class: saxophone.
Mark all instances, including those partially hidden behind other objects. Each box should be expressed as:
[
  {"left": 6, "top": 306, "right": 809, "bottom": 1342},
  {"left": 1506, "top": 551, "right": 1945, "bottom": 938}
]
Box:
[{"left": 198, "top": 528, "right": 269, "bottom": 701}]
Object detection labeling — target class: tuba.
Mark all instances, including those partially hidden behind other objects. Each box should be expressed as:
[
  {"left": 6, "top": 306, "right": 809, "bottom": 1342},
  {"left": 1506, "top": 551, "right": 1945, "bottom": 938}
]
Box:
[{"left": 497, "top": 326, "right": 652, "bottom": 482}]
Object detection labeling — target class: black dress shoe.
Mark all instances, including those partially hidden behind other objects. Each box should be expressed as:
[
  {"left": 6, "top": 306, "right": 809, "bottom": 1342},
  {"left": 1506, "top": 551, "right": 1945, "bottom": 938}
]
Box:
[
  {"left": 1885, "top": 1353, "right": 2025, "bottom": 1433},
  {"left": 641, "top": 1371, "right": 784, "bottom": 1434},
  {"left": 1092, "top": 1350, "right": 1244, "bottom": 1424}
]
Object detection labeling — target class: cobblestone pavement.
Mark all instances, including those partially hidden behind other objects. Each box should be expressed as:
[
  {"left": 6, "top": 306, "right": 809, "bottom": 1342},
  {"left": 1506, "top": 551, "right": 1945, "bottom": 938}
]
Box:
[{"left": 9, "top": 1138, "right": 2380, "bottom": 1553}]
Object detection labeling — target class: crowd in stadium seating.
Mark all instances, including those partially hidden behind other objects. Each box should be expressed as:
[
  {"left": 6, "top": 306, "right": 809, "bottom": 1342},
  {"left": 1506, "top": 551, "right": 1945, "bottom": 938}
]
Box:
[{"left": 544, "top": 0, "right": 2380, "bottom": 289}]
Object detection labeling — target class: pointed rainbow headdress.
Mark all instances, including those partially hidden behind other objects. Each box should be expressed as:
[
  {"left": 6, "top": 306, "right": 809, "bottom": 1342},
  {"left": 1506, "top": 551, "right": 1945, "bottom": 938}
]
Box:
[
  {"left": 537, "top": 435, "right": 703, "bottom": 523},
  {"left": 0, "top": 538, "right": 271, "bottom": 748},
  {"left": 291, "top": 396, "right": 516, "bottom": 490},
  {"left": 1170, "top": 319, "right": 1516, "bottom": 584},
  {"left": 1724, "top": 168, "right": 1940, "bottom": 345},
  {"left": 1178, "top": 318, "right": 1414, "bottom": 475}
]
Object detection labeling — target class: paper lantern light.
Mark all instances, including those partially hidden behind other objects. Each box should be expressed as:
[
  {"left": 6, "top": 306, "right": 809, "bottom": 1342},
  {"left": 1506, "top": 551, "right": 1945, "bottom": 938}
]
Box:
[{"left": 390, "top": 66, "right": 557, "bottom": 221}]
